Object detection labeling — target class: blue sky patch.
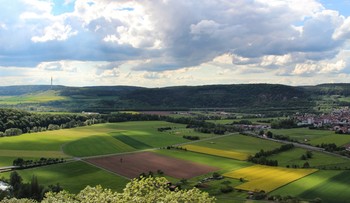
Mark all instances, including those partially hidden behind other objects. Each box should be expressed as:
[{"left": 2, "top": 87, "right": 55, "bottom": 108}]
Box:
[{"left": 52, "top": 0, "right": 75, "bottom": 16}]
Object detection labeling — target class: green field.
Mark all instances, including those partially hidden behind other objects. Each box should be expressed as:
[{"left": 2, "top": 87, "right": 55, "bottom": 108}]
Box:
[
  {"left": 270, "top": 128, "right": 350, "bottom": 146},
  {"left": 113, "top": 134, "right": 152, "bottom": 149},
  {"left": 310, "top": 134, "right": 350, "bottom": 146},
  {"left": 270, "top": 128, "right": 332, "bottom": 141},
  {"left": 2, "top": 119, "right": 350, "bottom": 202},
  {"left": 184, "top": 134, "right": 281, "bottom": 155},
  {"left": 63, "top": 135, "right": 136, "bottom": 157},
  {"left": 208, "top": 117, "right": 285, "bottom": 125},
  {"left": 0, "top": 90, "right": 67, "bottom": 105},
  {"left": 156, "top": 149, "right": 252, "bottom": 173},
  {"left": 271, "top": 170, "right": 350, "bottom": 203},
  {"left": 1, "top": 161, "right": 129, "bottom": 193},
  {"left": 0, "top": 149, "right": 69, "bottom": 167},
  {"left": 269, "top": 148, "right": 350, "bottom": 168},
  {"left": 0, "top": 121, "right": 198, "bottom": 160}
]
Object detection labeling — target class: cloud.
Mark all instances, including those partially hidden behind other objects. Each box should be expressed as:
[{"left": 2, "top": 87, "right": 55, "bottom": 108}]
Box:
[
  {"left": 37, "top": 61, "right": 77, "bottom": 72},
  {"left": 333, "top": 16, "right": 350, "bottom": 40},
  {"left": 292, "top": 60, "right": 346, "bottom": 76},
  {"left": 0, "top": 0, "right": 350, "bottom": 87},
  {"left": 32, "top": 22, "right": 78, "bottom": 42},
  {"left": 95, "top": 61, "right": 122, "bottom": 76}
]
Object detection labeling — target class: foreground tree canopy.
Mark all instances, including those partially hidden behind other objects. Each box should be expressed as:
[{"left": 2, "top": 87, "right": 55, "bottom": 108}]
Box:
[{"left": 1, "top": 177, "right": 216, "bottom": 203}]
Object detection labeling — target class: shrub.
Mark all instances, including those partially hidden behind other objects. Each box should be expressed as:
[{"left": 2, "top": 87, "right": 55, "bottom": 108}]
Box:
[{"left": 220, "top": 185, "right": 233, "bottom": 193}]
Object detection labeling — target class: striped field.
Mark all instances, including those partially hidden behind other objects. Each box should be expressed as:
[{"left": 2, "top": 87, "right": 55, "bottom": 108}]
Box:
[
  {"left": 183, "top": 145, "right": 248, "bottom": 161},
  {"left": 223, "top": 165, "right": 317, "bottom": 192}
]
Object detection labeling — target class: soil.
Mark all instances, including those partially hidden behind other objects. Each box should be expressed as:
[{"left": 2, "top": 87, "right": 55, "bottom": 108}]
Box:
[{"left": 86, "top": 151, "right": 219, "bottom": 179}]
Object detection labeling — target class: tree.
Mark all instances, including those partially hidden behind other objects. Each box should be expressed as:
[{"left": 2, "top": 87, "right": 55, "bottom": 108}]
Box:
[
  {"left": 266, "top": 131, "right": 273, "bottom": 138},
  {"left": 10, "top": 171, "right": 22, "bottom": 194},
  {"left": 30, "top": 176, "right": 44, "bottom": 201},
  {"left": 42, "top": 176, "right": 215, "bottom": 203},
  {"left": 303, "top": 162, "right": 310, "bottom": 168},
  {"left": 306, "top": 151, "right": 313, "bottom": 159},
  {"left": 258, "top": 130, "right": 264, "bottom": 136},
  {"left": 13, "top": 158, "right": 25, "bottom": 167}
]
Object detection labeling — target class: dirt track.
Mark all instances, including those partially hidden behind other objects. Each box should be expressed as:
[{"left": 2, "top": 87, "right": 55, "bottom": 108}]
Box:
[{"left": 86, "top": 151, "right": 219, "bottom": 179}]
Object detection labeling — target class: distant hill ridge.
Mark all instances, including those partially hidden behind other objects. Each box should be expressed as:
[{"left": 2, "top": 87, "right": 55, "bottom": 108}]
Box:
[{"left": 0, "top": 83, "right": 349, "bottom": 112}]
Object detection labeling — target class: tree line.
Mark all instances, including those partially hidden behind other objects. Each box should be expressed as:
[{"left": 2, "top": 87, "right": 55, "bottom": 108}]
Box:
[
  {"left": 0, "top": 108, "right": 246, "bottom": 139},
  {"left": 0, "top": 109, "right": 103, "bottom": 136},
  {"left": 247, "top": 144, "right": 294, "bottom": 166},
  {"left": 12, "top": 158, "right": 65, "bottom": 169}
]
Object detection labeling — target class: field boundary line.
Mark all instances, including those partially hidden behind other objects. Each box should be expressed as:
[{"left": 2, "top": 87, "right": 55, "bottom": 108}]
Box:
[
  {"left": 75, "top": 133, "right": 238, "bottom": 160},
  {"left": 79, "top": 159, "right": 131, "bottom": 180}
]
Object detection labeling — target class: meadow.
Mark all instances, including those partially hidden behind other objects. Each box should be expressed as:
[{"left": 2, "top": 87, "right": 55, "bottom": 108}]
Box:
[
  {"left": 270, "top": 128, "right": 350, "bottom": 146},
  {"left": 0, "top": 121, "right": 195, "bottom": 161},
  {"left": 270, "top": 128, "right": 332, "bottom": 141},
  {"left": 271, "top": 170, "right": 350, "bottom": 202},
  {"left": 0, "top": 90, "right": 67, "bottom": 105},
  {"left": 184, "top": 134, "right": 281, "bottom": 155},
  {"left": 269, "top": 148, "right": 350, "bottom": 169},
  {"left": 310, "top": 134, "right": 350, "bottom": 146},
  {"left": 208, "top": 117, "right": 285, "bottom": 125},
  {"left": 0, "top": 161, "right": 129, "bottom": 193}
]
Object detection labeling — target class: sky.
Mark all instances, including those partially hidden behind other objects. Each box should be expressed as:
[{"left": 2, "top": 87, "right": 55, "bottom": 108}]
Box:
[{"left": 0, "top": 0, "right": 350, "bottom": 87}]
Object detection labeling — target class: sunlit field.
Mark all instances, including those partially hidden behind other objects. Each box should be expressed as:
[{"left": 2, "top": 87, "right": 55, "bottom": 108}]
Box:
[
  {"left": 183, "top": 145, "right": 248, "bottom": 161},
  {"left": 224, "top": 165, "right": 317, "bottom": 192}
]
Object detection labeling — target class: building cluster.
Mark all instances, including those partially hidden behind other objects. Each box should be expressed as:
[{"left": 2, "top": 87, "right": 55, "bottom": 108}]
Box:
[
  {"left": 232, "top": 124, "right": 270, "bottom": 131},
  {"left": 295, "top": 107, "right": 350, "bottom": 134}
]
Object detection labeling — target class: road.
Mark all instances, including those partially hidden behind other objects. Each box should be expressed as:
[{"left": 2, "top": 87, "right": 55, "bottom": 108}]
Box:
[{"left": 250, "top": 133, "right": 350, "bottom": 160}]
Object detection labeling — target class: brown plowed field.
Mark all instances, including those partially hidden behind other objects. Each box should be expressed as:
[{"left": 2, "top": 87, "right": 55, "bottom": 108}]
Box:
[{"left": 86, "top": 151, "right": 219, "bottom": 179}]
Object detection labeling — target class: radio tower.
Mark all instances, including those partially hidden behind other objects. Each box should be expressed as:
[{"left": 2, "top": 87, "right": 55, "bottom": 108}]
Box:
[{"left": 51, "top": 76, "right": 53, "bottom": 89}]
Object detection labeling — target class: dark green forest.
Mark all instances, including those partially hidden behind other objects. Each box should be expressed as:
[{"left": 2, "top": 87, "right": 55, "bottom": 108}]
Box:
[{"left": 0, "top": 83, "right": 349, "bottom": 113}]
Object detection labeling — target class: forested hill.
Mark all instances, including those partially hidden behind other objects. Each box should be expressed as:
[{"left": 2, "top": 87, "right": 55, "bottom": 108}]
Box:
[
  {"left": 120, "top": 84, "right": 310, "bottom": 109},
  {"left": 302, "top": 83, "right": 350, "bottom": 96},
  {"left": 0, "top": 84, "right": 317, "bottom": 112},
  {"left": 1, "top": 83, "right": 350, "bottom": 112}
]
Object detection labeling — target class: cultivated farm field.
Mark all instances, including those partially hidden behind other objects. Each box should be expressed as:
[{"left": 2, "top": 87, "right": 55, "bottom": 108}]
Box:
[
  {"left": 184, "top": 134, "right": 281, "bottom": 155},
  {"left": 86, "top": 151, "right": 219, "bottom": 179},
  {"left": 2, "top": 119, "right": 350, "bottom": 202},
  {"left": 271, "top": 170, "right": 350, "bottom": 203},
  {"left": 183, "top": 144, "right": 248, "bottom": 161},
  {"left": 0, "top": 121, "right": 194, "bottom": 163},
  {"left": 224, "top": 165, "right": 317, "bottom": 192}
]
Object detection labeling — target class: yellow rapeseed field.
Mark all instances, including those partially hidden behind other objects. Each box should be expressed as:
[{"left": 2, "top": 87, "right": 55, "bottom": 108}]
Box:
[
  {"left": 223, "top": 165, "right": 317, "bottom": 192},
  {"left": 183, "top": 145, "right": 248, "bottom": 161}
]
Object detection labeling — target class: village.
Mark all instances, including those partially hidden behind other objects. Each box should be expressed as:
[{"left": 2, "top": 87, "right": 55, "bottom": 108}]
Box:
[{"left": 295, "top": 107, "right": 350, "bottom": 134}]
